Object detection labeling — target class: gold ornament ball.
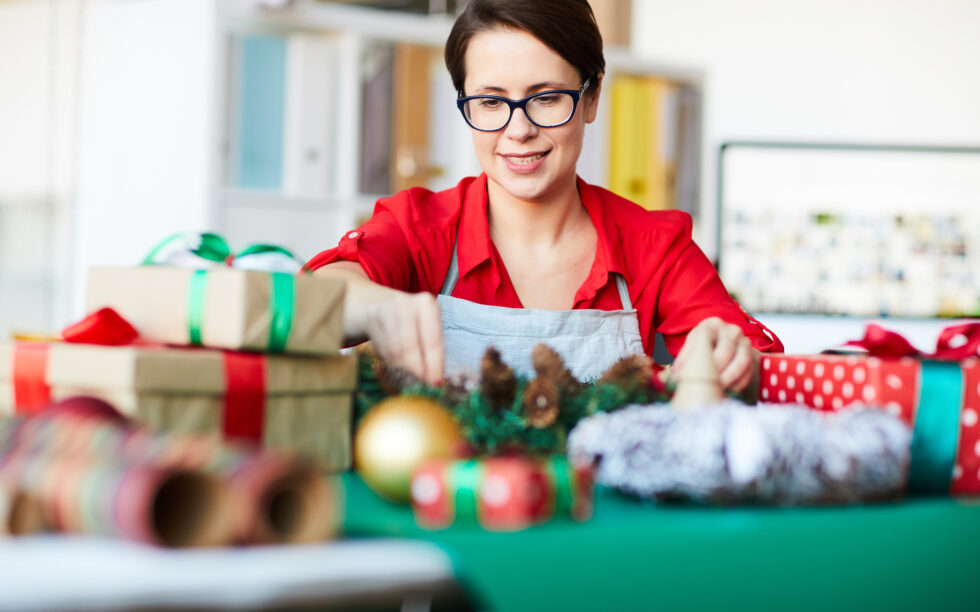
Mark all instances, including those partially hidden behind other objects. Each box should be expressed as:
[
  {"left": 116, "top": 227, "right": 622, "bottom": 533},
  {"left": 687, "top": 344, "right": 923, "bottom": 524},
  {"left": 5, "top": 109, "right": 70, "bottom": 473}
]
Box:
[{"left": 354, "top": 396, "right": 465, "bottom": 503}]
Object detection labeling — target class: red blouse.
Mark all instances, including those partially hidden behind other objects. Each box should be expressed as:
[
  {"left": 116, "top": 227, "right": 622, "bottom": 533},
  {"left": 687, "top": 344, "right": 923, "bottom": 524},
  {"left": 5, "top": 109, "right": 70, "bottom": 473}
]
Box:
[{"left": 305, "top": 174, "right": 783, "bottom": 357}]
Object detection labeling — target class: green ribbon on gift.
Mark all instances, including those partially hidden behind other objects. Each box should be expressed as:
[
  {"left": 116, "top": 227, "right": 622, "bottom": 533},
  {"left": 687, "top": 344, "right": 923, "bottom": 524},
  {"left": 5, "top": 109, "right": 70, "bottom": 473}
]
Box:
[
  {"left": 543, "top": 455, "right": 575, "bottom": 518},
  {"left": 267, "top": 272, "right": 295, "bottom": 353},
  {"left": 450, "top": 460, "right": 482, "bottom": 524},
  {"left": 187, "top": 270, "right": 208, "bottom": 346},
  {"left": 909, "top": 360, "right": 963, "bottom": 494},
  {"left": 145, "top": 232, "right": 302, "bottom": 352}
]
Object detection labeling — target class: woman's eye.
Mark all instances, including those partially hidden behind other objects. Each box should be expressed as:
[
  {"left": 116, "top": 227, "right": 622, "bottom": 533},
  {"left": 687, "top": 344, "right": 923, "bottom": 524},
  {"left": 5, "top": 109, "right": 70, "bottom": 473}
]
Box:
[
  {"left": 478, "top": 98, "right": 503, "bottom": 110},
  {"left": 533, "top": 94, "right": 559, "bottom": 105}
]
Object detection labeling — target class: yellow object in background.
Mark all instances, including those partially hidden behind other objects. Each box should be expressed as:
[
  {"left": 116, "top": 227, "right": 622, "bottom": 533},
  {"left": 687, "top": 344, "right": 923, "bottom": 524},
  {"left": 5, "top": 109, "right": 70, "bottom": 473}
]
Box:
[{"left": 608, "top": 75, "right": 676, "bottom": 210}]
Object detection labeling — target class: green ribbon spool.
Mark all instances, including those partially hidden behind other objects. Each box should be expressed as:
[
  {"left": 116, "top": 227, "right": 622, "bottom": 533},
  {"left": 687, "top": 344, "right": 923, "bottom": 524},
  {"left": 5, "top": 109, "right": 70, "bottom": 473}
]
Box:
[
  {"left": 451, "top": 460, "right": 483, "bottom": 524},
  {"left": 908, "top": 360, "right": 962, "bottom": 494}
]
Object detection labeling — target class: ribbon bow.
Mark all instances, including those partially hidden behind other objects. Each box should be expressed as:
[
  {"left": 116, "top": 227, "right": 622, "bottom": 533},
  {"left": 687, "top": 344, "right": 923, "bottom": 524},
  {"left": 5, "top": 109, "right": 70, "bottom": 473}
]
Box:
[
  {"left": 844, "top": 322, "right": 980, "bottom": 361},
  {"left": 142, "top": 232, "right": 302, "bottom": 273}
]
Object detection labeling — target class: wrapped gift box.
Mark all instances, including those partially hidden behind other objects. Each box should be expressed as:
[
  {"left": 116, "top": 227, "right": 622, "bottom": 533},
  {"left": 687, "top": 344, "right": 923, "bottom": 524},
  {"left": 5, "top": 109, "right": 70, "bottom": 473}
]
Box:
[
  {"left": 759, "top": 353, "right": 980, "bottom": 494},
  {"left": 411, "top": 456, "right": 593, "bottom": 531},
  {"left": 1, "top": 341, "right": 355, "bottom": 471},
  {"left": 86, "top": 266, "right": 345, "bottom": 355}
]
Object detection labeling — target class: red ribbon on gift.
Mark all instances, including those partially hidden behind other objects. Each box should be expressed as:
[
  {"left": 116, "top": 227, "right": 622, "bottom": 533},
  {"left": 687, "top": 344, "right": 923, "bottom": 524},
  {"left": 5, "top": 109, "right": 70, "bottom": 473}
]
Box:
[
  {"left": 61, "top": 307, "right": 139, "bottom": 346},
  {"left": 12, "top": 343, "right": 51, "bottom": 415},
  {"left": 12, "top": 308, "right": 267, "bottom": 443},
  {"left": 844, "top": 322, "right": 980, "bottom": 361}
]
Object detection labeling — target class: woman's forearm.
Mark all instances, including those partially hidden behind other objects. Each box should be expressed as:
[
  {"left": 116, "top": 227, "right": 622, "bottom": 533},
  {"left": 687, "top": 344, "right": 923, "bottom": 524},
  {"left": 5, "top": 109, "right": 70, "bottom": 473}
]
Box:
[{"left": 314, "top": 262, "right": 401, "bottom": 345}]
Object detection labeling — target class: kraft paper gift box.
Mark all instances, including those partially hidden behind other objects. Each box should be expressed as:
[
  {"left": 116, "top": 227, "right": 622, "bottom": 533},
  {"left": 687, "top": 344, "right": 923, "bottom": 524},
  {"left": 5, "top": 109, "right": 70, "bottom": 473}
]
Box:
[
  {"left": 1, "top": 341, "right": 356, "bottom": 472},
  {"left": 411, "top": 456, "right": 594, "bottom": 531},
  {"left": 759, "top": 347, "right": 980, "bottom": 495},
  {"left": 85, "top": 266, "right": 345, "bottom": 355}
]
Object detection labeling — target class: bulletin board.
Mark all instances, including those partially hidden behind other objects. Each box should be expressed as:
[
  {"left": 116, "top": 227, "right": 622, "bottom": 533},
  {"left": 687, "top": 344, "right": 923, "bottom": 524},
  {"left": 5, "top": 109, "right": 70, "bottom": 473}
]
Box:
[{"left": 716, "top": 142, "right": 980, "bottom": 318}]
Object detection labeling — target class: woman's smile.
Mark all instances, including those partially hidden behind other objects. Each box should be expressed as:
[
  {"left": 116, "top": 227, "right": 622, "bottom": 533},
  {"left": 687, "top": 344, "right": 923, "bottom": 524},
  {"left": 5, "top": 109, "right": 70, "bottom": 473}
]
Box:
[{"left": 500, "top": 150, "right": 550, "bottom": 173}]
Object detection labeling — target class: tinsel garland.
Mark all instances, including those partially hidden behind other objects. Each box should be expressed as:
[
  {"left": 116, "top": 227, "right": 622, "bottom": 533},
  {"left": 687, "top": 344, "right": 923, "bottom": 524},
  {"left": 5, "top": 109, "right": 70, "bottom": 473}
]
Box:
[{"left": 354, "top": 350, "right": 671, "bottom": 454}]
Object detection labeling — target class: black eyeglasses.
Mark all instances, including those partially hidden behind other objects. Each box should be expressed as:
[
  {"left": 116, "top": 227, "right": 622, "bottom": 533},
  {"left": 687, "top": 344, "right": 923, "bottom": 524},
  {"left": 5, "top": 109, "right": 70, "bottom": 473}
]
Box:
[{"left": 456, "top": 79, "right": 591, "bottom": 132}]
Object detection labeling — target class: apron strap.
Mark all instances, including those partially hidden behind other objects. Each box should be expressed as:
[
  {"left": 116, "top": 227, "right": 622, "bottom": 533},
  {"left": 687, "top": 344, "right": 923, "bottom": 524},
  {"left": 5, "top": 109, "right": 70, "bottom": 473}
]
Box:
[
  {"left": 614, "top": 274, "right": 632, "bottom": 310},
  {"left": 439, "top": 237, "right": 461, "bottom": 296},
  {"left": 439, "top": 236, "right": 633, "bottom": 310}
]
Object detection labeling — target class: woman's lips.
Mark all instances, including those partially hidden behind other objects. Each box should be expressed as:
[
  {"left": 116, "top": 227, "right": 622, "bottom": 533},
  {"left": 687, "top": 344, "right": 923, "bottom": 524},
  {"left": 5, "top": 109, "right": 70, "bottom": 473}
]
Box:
[{"left": 500, "top": 151, "right": 548, "bottom": 174}]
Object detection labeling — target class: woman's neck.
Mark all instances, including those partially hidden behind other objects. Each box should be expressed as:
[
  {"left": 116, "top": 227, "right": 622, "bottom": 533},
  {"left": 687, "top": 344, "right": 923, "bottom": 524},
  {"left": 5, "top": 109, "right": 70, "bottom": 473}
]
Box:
[{"left": 486, "top": 176, "right": 588, "bottom": 248}]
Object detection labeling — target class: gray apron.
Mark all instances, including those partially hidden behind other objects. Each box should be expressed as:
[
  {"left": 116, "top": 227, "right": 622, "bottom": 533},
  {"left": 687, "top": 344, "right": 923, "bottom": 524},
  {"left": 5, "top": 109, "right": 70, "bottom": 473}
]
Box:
[{"left": 437, "top": 241, "right": 646, "bottom": 381}]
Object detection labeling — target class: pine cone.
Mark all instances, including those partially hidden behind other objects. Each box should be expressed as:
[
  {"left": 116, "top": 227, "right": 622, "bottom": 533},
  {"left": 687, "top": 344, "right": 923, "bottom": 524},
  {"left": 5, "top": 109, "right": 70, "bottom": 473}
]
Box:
[
  {"left": 373, "top": 357, "right": 426, "bottom": 396},
  {"left": 480, "top": 347, "right": 517, "bottom": 410},
  {"left": 598, "top": 354, "right": 655, "bottom": 390},
  {"left": 522, "top": 377, "right": 560, "bottom": 428},
  {"left": 531, "top": 344, "right": 583, "bottom": 396}
]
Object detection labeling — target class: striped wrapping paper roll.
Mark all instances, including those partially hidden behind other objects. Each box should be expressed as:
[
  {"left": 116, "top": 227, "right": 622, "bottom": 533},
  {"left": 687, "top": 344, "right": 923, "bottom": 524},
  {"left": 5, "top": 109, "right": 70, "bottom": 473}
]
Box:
[
  {"left": 1, "top": 399, "right": 336, "bottom": 544},
  {"left": 0, "top": 451, "right": 230, "bottom": 546}
]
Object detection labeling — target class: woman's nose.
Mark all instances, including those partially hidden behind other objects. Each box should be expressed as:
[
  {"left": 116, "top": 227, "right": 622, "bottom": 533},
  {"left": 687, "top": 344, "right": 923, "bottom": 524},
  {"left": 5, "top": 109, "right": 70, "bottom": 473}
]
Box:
[{"left": 504, "top": 107, "right": 537, "bottom": 140}]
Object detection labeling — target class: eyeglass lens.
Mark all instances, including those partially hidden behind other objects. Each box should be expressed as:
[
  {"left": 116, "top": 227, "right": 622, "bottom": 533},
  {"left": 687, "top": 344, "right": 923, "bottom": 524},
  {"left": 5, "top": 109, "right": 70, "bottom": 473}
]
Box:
[{"left": 462, "top": 92, "right": 576, "bottom": 131}]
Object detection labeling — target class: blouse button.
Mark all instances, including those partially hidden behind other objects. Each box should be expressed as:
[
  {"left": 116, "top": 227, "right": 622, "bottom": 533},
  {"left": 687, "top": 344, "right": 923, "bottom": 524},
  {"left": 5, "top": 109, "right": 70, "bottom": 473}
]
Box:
[{"left": 348, "top": 231, "right": 359, "bottom": 239}]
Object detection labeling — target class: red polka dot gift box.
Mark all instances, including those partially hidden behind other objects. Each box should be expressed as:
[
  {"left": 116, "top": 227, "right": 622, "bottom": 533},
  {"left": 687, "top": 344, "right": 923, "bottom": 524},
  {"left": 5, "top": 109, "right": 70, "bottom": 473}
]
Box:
[
  {"left": 759, "top": 322, "right": 980, "bottom": 495},
  {"left": 410, "top": 456, "right": 594, "bottom": 531}
]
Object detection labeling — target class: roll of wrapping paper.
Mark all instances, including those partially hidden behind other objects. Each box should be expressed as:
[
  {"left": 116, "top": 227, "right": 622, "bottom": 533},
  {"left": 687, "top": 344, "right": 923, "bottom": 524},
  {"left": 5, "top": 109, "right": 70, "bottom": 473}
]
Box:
[
  {"left": 1, "top": 409, "right": 336, "bottom": 544},
  {"left": 0, "top": 451, "right": 231, "bottom": 547}
]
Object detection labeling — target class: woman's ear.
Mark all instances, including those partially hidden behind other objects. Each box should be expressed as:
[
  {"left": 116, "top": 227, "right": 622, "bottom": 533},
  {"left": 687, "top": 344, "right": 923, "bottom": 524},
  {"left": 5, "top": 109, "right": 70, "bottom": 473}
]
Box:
[{"left": 584, "top": 72, "right": 603, "bottom": 124}]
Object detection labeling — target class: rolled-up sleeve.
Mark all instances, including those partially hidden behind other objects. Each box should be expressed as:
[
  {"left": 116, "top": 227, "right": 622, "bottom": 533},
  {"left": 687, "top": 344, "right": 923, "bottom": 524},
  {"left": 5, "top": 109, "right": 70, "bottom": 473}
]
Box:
[{"left": 304, "top": 203, "right": 415, "bottom": 291}]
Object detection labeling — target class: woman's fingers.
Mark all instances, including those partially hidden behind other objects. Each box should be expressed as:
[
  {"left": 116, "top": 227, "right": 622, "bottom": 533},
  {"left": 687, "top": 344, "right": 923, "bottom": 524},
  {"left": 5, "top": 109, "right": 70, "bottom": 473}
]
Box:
[
  {"left": 413, "top": 293, "right": 445, "bottom": 385},
  {"left": 363, "top": 293, "right": 445, "bottom": 386},
  {"left": 677, "top": 318, "right": 759, "bottom": 393},
  {"left": 719, "top": 336, "right": 756, "bottom": 392}
]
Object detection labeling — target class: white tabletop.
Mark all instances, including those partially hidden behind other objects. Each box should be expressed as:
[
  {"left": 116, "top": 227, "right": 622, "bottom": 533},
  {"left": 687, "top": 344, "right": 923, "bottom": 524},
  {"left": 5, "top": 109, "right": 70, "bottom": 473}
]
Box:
[{"left": 0, "top": 535, "right": 458, "bottom": 611}]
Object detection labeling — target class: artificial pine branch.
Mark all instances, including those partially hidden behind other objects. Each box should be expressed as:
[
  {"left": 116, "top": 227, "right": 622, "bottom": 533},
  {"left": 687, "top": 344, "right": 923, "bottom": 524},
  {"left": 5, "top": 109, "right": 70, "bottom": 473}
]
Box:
[{"left": 356, "top": 349, "right": 670, "bottom": 454}]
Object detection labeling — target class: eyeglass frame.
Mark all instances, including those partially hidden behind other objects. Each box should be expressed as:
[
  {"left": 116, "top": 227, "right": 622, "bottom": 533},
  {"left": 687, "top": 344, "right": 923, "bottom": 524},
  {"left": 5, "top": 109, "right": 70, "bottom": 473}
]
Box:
[{"left": 455, "top": 78, "right": 592, "bottom": 132}]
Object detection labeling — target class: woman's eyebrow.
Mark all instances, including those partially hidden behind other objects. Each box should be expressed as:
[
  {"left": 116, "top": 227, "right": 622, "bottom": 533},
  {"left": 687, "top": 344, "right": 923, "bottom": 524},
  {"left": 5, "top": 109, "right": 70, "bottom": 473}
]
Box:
[{"left": 471, "top": 81, "right": 570, "bottom": 94}]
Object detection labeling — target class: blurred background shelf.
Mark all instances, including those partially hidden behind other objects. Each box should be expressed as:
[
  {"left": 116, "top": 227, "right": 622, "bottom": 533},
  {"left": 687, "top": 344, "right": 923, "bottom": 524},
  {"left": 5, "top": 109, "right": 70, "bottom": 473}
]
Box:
[{"left": 0, "top": 0, "right": 698, "bottom": 336}]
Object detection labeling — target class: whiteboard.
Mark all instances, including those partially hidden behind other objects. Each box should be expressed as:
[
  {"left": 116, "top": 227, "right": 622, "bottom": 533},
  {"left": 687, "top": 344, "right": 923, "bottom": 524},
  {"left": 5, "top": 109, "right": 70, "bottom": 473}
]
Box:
[{"left": 717, "top": 143, "right": 980, "bottom": 318}]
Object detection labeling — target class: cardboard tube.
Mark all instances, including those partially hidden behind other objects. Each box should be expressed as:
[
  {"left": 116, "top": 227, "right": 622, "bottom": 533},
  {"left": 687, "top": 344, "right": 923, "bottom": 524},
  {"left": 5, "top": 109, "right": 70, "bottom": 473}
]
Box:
[
  {"left": 0, "top": 486, "right": 45, "bottom": 536},
  {"left": 225, "top": 455, "right": 336, "bottom": 544}
]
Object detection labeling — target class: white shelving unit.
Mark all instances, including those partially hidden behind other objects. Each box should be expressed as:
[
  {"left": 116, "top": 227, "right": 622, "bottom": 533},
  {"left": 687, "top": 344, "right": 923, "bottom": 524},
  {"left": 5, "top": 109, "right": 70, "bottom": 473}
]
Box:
[{"left": 1, "top": 0, "right": 704, "bottom": 329}]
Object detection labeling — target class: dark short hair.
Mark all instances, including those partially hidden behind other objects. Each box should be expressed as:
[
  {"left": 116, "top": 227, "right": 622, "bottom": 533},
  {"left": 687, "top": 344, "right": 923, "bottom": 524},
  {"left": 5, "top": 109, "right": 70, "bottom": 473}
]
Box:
[{"left": 445, "top": 0, "right": 605, "bottom": 97}]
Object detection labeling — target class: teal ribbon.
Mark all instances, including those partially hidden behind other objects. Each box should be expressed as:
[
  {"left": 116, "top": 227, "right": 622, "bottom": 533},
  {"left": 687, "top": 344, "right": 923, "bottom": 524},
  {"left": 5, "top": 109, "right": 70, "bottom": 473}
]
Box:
[
  {"left": 908, "top": 360, "right": 962, "bottom": 494},
  {"left": 187, "top": 270, "right": 208, "bottom": 346},
  {"left": 450, "top": 460, "right": 482, "bottom": 523},
  {"left": 267, "top": 272, "right": 294, "bottom": 352},
  {"left": 545, "top": 456, "right": 575, "bottom": 517}
]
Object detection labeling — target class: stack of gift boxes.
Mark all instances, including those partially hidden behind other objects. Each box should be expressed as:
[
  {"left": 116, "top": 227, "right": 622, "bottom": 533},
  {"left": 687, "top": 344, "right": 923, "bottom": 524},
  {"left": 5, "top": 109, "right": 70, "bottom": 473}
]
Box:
[
  {"left": 759, "top": 324, "right": 980, "bottom": 495},
  {"left": 1, "top": 243, "right": 356, "bottom": 473}
]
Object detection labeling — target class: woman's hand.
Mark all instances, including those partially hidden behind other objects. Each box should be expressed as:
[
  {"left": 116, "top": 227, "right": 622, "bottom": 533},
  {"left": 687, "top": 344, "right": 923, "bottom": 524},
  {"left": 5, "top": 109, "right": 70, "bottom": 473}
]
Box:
[
  {"left": 674, "top": 317, "right": 759, "bottom": 394},
  {"left": 360, "top": 292, "right": 445, "bottom": 386},
  {"left": 316, "top": 262, "right": 445, "bottom": 386}
]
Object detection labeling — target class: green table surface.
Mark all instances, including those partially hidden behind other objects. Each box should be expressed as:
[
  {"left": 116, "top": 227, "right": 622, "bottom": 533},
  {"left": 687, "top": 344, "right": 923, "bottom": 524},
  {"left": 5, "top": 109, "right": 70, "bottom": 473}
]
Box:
[{"left": 341, "top": 474, "right": 980, "bottom": 611}]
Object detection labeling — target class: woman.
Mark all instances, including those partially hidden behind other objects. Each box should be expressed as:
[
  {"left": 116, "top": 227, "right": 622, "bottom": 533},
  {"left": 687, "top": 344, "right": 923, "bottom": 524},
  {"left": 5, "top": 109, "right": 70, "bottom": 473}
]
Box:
[{"left": 306, "top": 0, "right": 782, "bottom": 389}]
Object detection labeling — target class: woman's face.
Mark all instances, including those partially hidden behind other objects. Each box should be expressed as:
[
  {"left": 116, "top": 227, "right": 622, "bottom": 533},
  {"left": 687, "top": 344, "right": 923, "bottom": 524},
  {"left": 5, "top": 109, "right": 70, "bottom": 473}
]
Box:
[{"left": 462, "top": 27, "right": 599, "bottom": 205}]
